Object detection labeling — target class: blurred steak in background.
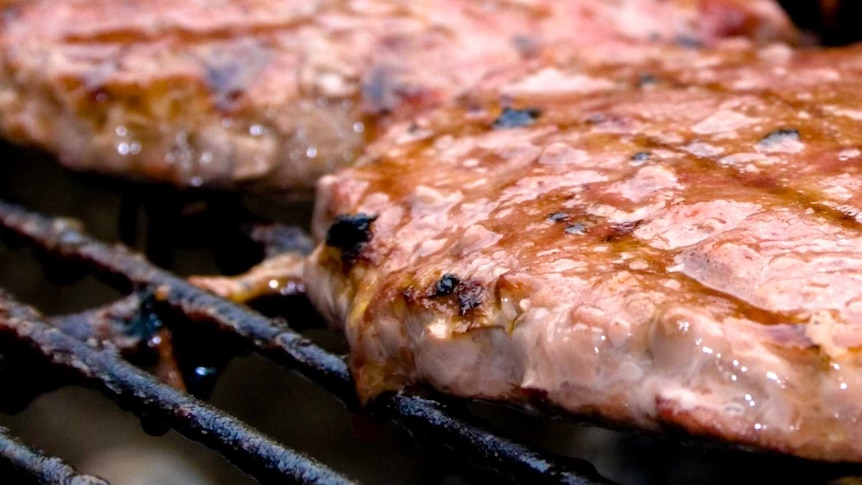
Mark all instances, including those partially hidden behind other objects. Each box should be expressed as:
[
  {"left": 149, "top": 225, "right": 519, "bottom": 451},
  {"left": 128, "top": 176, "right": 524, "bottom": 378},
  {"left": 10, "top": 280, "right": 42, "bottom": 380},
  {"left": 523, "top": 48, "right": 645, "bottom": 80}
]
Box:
[{"left": 0, "top": 0, "right": 794, "bottom": 194}]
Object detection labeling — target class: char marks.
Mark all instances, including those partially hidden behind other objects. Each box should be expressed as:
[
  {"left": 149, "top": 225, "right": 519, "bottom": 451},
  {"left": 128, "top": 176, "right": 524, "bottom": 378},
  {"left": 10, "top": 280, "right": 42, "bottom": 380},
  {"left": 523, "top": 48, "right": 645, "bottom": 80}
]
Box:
[
  {"left": 324, "top": 213, "right": 378, "bottom": 265},
  {"left": 492, "top": 107, "right": 541, "bottom": 129}
]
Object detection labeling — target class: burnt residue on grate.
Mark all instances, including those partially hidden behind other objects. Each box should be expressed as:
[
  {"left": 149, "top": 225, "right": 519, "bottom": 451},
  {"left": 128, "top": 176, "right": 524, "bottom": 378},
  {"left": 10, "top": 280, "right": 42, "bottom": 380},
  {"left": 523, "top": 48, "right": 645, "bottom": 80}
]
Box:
[
  {"left": 0, "top": 201, "right": 354, "bottom": 397},
  {"left": 0, "top": 291, "right": 357, "bottom": 485},
  {"left": 0, "top": 199, "right": 614, "bottom": 485}
]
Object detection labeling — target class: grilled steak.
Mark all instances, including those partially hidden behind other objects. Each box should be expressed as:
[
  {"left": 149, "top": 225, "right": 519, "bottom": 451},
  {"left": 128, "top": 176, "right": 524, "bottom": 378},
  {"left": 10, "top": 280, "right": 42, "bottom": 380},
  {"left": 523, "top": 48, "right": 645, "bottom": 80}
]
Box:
[
  {"left": 0, "top": 0, "right": 793, "bottom": 193},
  {"left": 305, "top": 39, "right": 862, "bottom": 462}
]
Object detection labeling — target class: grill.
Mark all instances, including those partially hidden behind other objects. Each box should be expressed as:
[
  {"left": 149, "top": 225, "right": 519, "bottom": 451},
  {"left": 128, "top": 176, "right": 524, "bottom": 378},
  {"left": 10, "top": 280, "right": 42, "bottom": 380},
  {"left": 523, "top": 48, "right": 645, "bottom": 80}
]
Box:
[
  {"left": 0, "top": 145, "right": 610, "bottom": 485},
  {"left": 2, "top": 147, "right": 862, "bottom": 485}
]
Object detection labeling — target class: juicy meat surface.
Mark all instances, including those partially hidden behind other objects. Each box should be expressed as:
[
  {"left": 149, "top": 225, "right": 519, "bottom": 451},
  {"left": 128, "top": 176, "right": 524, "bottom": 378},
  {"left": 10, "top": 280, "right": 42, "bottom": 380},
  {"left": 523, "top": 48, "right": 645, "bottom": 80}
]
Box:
[
  {"left": 305, "top": 39, "right": 862, "bottom": 462},
  {"left": 0, "top": 0, "right": 793, "bottom": 193}
]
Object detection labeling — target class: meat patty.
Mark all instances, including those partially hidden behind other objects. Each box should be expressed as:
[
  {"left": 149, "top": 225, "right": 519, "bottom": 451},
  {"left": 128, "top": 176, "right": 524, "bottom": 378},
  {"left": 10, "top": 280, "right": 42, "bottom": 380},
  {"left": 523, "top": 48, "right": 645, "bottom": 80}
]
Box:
[
  {"left": 304, "top": 39, "right": 862, "bottom": 462},
  {"left": 0, "top": 0, "right": 793, "bottom": 193}
]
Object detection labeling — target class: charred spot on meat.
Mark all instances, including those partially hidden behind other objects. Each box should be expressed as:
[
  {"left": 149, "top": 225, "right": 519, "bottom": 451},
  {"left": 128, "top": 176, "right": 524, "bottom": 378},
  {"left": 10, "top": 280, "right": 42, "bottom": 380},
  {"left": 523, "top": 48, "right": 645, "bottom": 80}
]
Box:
[
  {"left": 546, "top": 212, "right": 569, "bottom": 223},
  {"left": 586, "top": 113, "right": 608, "bottom": 125},
  {"left": 601, "top": 220, "right": 643, "bottom": 243},
  {"left": 758, "top": 128, "right": 801, "bottom": 148},
  {"left": 492, "top": 107, "right": 541, "bottom": 129},
  {"left": 454, "top": 281, "right": 484, "bottom": 315},
  {"left": 324, "top": 213, "right": 377, "bottom": 264},
  {"left": 675, "top": 35, "right": 704, "bottom": 49},
  {"left": 512, "top": 34, "right": 542, "bottom": 58},
  {"left": 362, "top": 65, "right": 400, "bottom": 115},
  {"left": 432, "top": 274, "right": 461, "bottom": 297},
  {"left": 631, "top": 152, "right": 652, "bottom": 165},
  {"left": 427, "top": 275, "right": 483, "bottom": 315},
  {"left": 637, "top": 73, "right": 660, "bottom": 87},
  {"left": 564, "top": 223, "right": 588, "bottom": 235}
]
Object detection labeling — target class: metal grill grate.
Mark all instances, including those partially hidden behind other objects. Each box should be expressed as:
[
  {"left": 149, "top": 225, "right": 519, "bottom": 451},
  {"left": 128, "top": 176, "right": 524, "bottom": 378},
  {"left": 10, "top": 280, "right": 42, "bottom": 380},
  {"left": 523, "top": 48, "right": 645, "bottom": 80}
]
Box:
[
  {"left": 0, "top": 426, "right": 108, "bottom": 485},
  {"left": 0, "top": 199, "right": 610, "bottom": 485}
]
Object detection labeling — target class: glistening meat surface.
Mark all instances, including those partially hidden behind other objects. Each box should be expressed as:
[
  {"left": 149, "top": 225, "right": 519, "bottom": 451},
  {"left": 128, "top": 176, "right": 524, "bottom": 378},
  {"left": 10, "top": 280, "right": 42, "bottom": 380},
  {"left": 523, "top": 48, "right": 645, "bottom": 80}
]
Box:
[
  {"left": 305, "top": 40, "right": 862, "bottom": 462},
  {"left": 0, "top": 0, "right": 793, "bottom": 193}
]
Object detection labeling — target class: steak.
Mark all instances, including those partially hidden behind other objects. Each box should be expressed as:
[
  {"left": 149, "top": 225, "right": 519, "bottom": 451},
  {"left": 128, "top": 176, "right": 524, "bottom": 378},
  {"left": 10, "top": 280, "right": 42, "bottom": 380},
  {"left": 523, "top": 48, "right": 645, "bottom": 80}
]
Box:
[
  {"left": 304, "top": 39, "right": 862, "bottom": 462},
  {"left": 0, "top": 0, "right": 793, "bottom": 193}
]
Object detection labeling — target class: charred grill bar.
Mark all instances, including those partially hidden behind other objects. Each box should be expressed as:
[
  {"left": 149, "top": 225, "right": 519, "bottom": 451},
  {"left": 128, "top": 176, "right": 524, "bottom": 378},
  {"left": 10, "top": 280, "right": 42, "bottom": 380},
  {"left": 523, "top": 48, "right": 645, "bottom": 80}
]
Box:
[
  {"left": 0, "top": 200, "right": 610, "bottom": 485},
  {"left": 0, "top": 291, "right": 356, "bottom": 485},
  {"left": 0, "top": 426, "right": 109, "bottom": 485}
]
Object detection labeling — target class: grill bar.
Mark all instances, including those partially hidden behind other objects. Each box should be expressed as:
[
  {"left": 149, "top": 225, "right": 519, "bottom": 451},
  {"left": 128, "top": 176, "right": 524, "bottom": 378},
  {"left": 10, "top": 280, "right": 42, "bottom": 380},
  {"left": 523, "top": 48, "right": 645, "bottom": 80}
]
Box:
[
  {"left": 0, "top": 291, "right": 356, "bottom": 485},
  {"left": 0, "top": 201, "right": 357, "bottom": 405},
  {"left": 382, "top": 394, "right": 605, "bottom": 485},
  {"left": 0, "top": 426, "right": 110, "bottom": 485},
  {"left": 49, "top": 295, "right": 143, "bottom": 353},
  {"left": 0, "top": 200, "right": 612, "bottom": 485}
]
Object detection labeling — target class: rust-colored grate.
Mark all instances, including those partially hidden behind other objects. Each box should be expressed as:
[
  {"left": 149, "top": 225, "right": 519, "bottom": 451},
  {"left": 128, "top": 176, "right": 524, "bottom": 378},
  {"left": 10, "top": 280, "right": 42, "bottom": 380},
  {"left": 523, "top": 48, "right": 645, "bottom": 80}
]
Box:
[{"left": 0, "top": 200, "right": 610, "bottom": 485}]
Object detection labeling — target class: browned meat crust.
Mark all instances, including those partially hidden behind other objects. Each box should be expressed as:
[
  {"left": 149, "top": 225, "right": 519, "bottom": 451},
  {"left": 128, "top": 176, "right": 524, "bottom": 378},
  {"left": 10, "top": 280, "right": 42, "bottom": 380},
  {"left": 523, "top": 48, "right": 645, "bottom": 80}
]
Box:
[
  {"left": 0, "top": 0, "right": 794, "bottom": 193},
  {"left": 304, "top": 40, "right": 862, "bottom": 462}
]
